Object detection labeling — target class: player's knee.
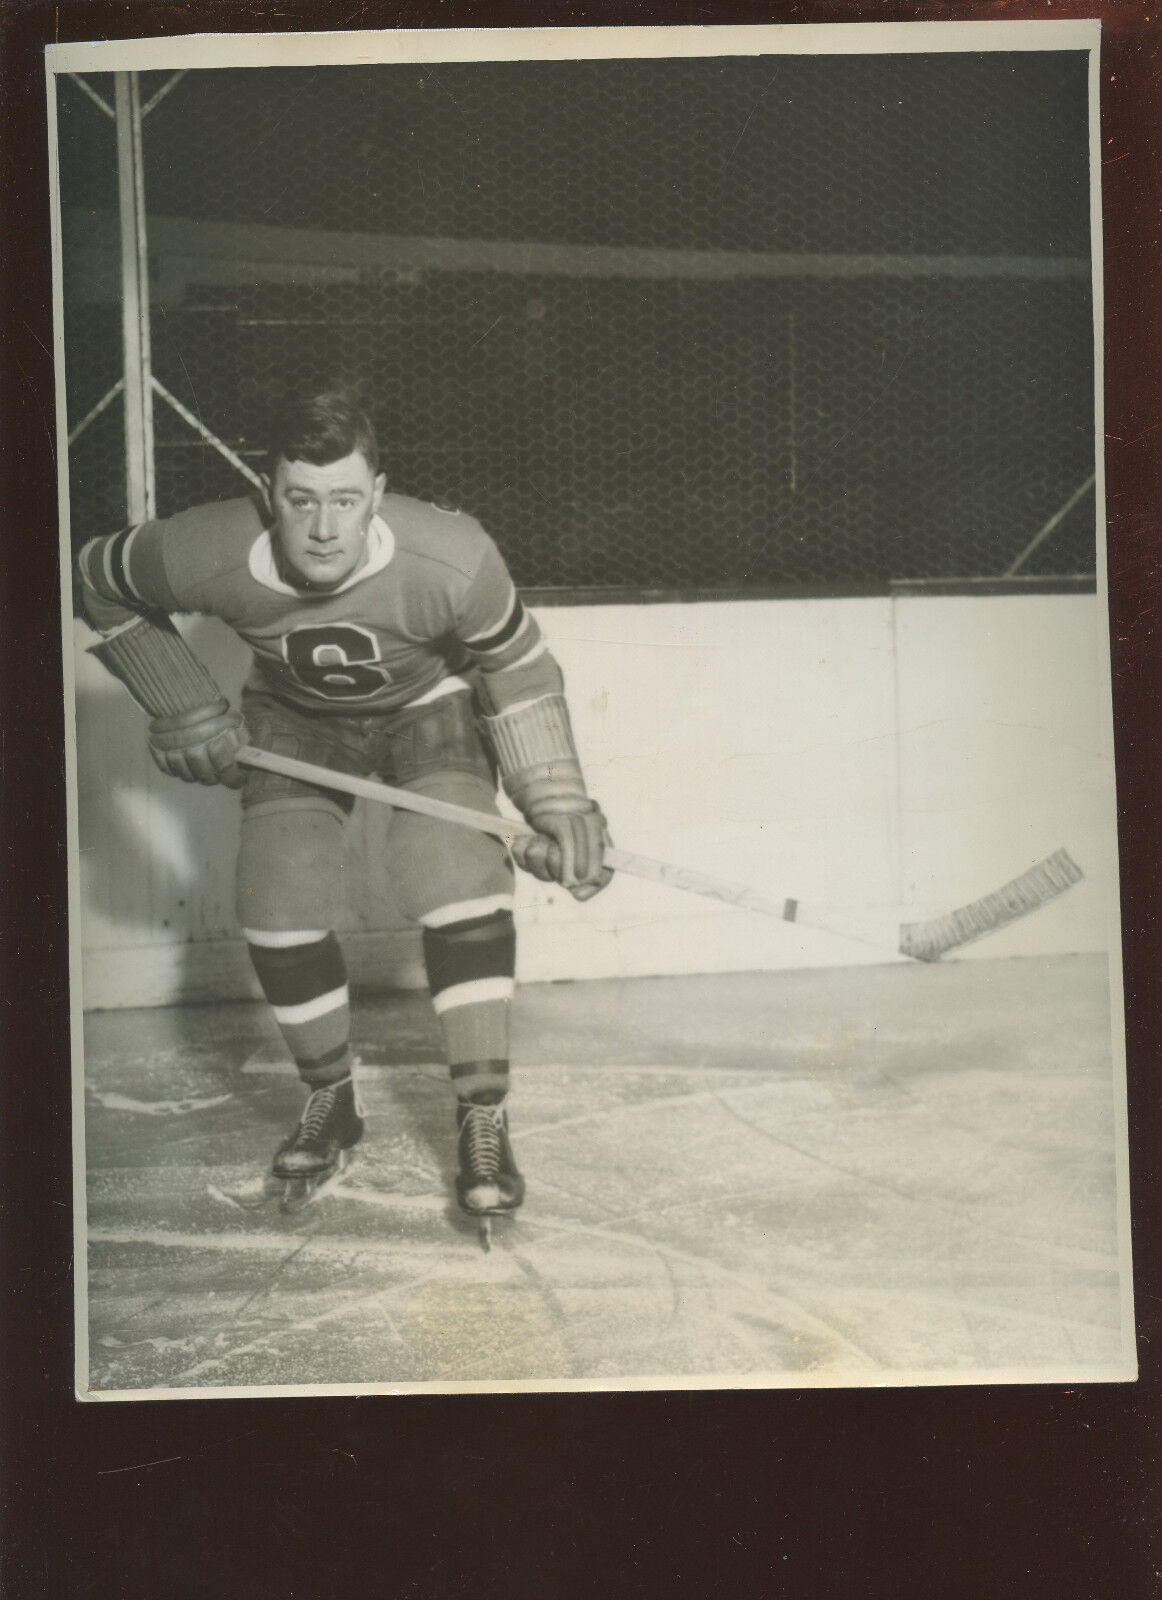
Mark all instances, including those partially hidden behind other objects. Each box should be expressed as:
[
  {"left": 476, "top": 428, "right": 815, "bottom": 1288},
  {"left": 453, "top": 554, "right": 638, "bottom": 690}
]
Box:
[
  {"left": 393, "top": 825, "right": 514, "bottom": 927},
  {"left": 236, "top": 802, "right": 345, "bottom": 931}
]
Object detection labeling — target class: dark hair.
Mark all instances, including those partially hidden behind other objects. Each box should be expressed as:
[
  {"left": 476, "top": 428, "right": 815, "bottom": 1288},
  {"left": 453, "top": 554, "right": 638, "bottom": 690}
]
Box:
[{"left": 266, "top": 389, "right": 379, "bottom": 477}]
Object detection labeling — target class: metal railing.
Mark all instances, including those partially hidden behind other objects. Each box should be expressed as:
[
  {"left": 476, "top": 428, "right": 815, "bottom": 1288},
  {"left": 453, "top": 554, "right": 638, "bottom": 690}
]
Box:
[{"left": 65, "top": 69, "right": 262, "bottom": 527}]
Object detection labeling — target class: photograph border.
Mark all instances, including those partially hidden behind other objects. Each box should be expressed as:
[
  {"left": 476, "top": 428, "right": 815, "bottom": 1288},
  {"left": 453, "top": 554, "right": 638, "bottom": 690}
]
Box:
[
  {"left": 3, "top": 1, "right": 1159, "bottom": 1595},
  {"left": 49, "top": 16, "right": 1132, "bottom": 1403}
]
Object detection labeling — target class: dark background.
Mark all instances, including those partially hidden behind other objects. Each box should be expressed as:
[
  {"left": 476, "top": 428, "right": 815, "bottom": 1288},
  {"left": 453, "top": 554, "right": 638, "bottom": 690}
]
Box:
[
  {"left": 3, "top": 3, "right": 1161, "bottom": 1597},
  {"left": 57, "top": 52, "right": 1095, "bottom": 591}
]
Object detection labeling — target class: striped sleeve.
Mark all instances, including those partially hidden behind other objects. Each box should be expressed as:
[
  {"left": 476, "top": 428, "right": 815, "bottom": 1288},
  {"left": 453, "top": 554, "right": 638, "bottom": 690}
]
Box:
[
  {"left": 454, "top": 537, "right": 567, "bottom": 715},
  {"left": 456, "top": 537, "right": 546, "bottom": 677},
  {"left": 77, "top": 518, "right": 180, "bottom": 633}
]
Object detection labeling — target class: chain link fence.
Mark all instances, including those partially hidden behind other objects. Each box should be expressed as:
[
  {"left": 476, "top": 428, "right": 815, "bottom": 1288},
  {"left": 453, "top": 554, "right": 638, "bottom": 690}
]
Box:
[{"left": 57, "top": 53, "right": 1096, "bottom": 594}]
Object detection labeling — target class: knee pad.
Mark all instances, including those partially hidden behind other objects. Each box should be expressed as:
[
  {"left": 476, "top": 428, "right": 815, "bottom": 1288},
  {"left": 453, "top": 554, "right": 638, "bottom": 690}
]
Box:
[
  {"left": 391, "top": 810, "right": 514, "bottom": 927},
  {"left": 236, "top": 802, "right": 346, "bottom": 932}
]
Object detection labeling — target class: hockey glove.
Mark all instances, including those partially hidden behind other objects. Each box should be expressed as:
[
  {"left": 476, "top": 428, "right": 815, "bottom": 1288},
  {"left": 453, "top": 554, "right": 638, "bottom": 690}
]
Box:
[
  {"left": 90, "top": 615, "right": 248, "bottom": 789},
  {"left": 511, "top": 797, "right": 613, "bottom": 901},
  {"left": 147, "top": 700, "right": 248, "bottom": 788},
  {"left": 481, "top": 688, "right": 612, "bottom": 901}
]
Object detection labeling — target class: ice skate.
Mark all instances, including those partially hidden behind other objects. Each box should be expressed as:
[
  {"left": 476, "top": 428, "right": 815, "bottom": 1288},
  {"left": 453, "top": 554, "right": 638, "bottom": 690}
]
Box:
[
  {"left": 271, "top": 1073, "right": 364, "bottom": 1213},
  {"left": 455, "top": 1097, "right": 524, "bottom": 1250}
]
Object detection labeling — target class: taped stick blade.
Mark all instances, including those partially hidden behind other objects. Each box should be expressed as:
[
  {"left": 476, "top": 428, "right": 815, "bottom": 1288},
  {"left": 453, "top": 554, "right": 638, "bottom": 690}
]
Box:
[{"left": 898, "top": 849, "right": 1084, "bottom": 962}]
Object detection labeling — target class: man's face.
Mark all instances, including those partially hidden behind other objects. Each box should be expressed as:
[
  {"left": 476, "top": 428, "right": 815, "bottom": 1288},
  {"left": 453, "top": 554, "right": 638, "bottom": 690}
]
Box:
[{"left": 265, "top": 451, "right": 386, "bottom": 591}]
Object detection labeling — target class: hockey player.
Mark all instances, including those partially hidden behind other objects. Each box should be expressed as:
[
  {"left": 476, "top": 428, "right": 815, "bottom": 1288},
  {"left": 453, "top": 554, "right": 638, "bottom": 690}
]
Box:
[{"left": 78, "top": 389, "right": 611, "bottom": 1238}]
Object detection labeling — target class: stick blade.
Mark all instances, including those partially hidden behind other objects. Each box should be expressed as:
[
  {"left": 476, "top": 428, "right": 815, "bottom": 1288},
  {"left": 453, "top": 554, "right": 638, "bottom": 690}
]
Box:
[{"left": 899, "top": 848, "right": 1084, "bottom": 962}]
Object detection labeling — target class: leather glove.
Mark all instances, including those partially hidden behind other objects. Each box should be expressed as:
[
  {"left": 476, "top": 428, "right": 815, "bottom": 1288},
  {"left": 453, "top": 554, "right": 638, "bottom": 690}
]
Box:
[
  {"left": 147, "top": 700, "right": 248, "bottom": 788},
  {"left": 510, "top": 797, "right": 613, "bottom": 901}
]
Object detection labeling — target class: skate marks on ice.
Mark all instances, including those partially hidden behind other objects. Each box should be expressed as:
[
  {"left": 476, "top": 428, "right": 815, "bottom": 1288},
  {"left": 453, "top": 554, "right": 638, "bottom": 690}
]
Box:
[
  {"left": 514, "top": 1063, "right": 1122, "bottom": 1377},
  {"left": 87, "top": 1211, "right": 874, "bottom": 1390},
  {"left": 86, "top": 1083, "right": 235, "bottom": 1117},
  {"left": 83, "top": 1001, "right": 1124, "bottom": 1390},
  {"left": 86, "top": 1059, "right": 890, "bottom": 1390}
]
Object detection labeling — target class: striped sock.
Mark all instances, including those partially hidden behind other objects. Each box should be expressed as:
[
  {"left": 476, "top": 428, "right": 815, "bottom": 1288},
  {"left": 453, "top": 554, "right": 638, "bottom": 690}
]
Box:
[
  {"left": 244, "top": 929, "right": 351, "bottom": 1086},
  {"left": 422, "top": 909, "right": 515, "bottom": 1103}
]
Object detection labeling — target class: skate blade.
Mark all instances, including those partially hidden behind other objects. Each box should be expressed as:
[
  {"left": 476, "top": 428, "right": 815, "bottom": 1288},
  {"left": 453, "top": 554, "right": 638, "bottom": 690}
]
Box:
[
  {"left": 278, "top": 1152, "right": 352, "bottom": 1214},
  {"left": 458, "top": 1206, "right": 519, "bottom": 1251},
  {"left": 279, "top": 1176, "right": 317, "bottom": 1214}
]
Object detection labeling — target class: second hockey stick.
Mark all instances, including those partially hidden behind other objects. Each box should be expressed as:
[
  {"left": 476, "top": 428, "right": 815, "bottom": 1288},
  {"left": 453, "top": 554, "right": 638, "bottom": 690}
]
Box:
[{"left": 236, "top": 745, "right": 1082, "bottom": 961}]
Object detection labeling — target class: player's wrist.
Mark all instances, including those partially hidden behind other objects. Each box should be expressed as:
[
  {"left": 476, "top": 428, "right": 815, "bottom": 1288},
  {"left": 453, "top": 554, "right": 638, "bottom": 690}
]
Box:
[
  {"left": 524, "top": 793, "right": 600, "bottom": 829},
  {"left": 507, "top": 764, "right": 588, "bottom": 820},
  {"left": 148, "top": 698, "right": 232, "bottom": 733}
]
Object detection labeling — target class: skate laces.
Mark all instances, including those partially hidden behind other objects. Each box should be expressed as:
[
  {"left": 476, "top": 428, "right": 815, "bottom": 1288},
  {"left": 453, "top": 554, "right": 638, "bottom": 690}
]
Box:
[
  {"left": 297, "top": 1080, "right": 344, "bottom": 1144},
  {"left": 461, "top": 1102, "right": 504, "bottom": 1179}
]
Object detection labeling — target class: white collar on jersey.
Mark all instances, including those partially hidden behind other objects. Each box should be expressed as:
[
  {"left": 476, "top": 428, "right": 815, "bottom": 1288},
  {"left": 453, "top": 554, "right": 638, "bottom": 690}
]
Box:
[{"left": 248, "top": 514, "right": 396, "bottom": 597}]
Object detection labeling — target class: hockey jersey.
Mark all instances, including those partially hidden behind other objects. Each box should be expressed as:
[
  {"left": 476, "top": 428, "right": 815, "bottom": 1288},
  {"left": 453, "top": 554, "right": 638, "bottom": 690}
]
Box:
[{"left": 78, "top": 494, "right": 556, "bottom": 716}]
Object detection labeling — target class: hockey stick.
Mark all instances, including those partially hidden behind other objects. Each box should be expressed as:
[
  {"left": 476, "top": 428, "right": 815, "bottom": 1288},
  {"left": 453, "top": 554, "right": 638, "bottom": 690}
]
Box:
[{"left": 236, "top": 745, "right": 1083, "bottom": 961}]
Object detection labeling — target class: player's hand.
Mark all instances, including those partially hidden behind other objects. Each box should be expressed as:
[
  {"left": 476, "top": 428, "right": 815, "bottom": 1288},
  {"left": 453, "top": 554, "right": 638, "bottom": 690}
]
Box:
[
  {"left": 511, "top": 798, "right": 613, "bottom": 901},
  {"left": 147, "top": 699, "right": 248, "bottom": 788}
]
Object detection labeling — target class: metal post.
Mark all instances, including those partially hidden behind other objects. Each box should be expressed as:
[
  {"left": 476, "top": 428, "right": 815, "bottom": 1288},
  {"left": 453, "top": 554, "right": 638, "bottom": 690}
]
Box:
[{"left": 114, "top": 71, "right": 155, "bottom": 523}]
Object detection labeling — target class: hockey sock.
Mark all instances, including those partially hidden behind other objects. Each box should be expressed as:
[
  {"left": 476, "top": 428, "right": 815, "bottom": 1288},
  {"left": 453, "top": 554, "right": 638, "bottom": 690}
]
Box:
[
  {"left": 422, "top": 909, "right": 515, "bottom": 1103},
  {"left": 244, "top": 930, "right": 352, "bottom": 1086},
  {"left": 451, "top": 1066, "right": 510, "bottom": 1106}
]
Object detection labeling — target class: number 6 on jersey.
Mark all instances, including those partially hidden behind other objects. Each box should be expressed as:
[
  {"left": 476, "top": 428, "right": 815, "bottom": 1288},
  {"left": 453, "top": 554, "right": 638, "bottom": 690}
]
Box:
[{"left": 281, "top": 623, "right": 391, "bottom": 699}]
